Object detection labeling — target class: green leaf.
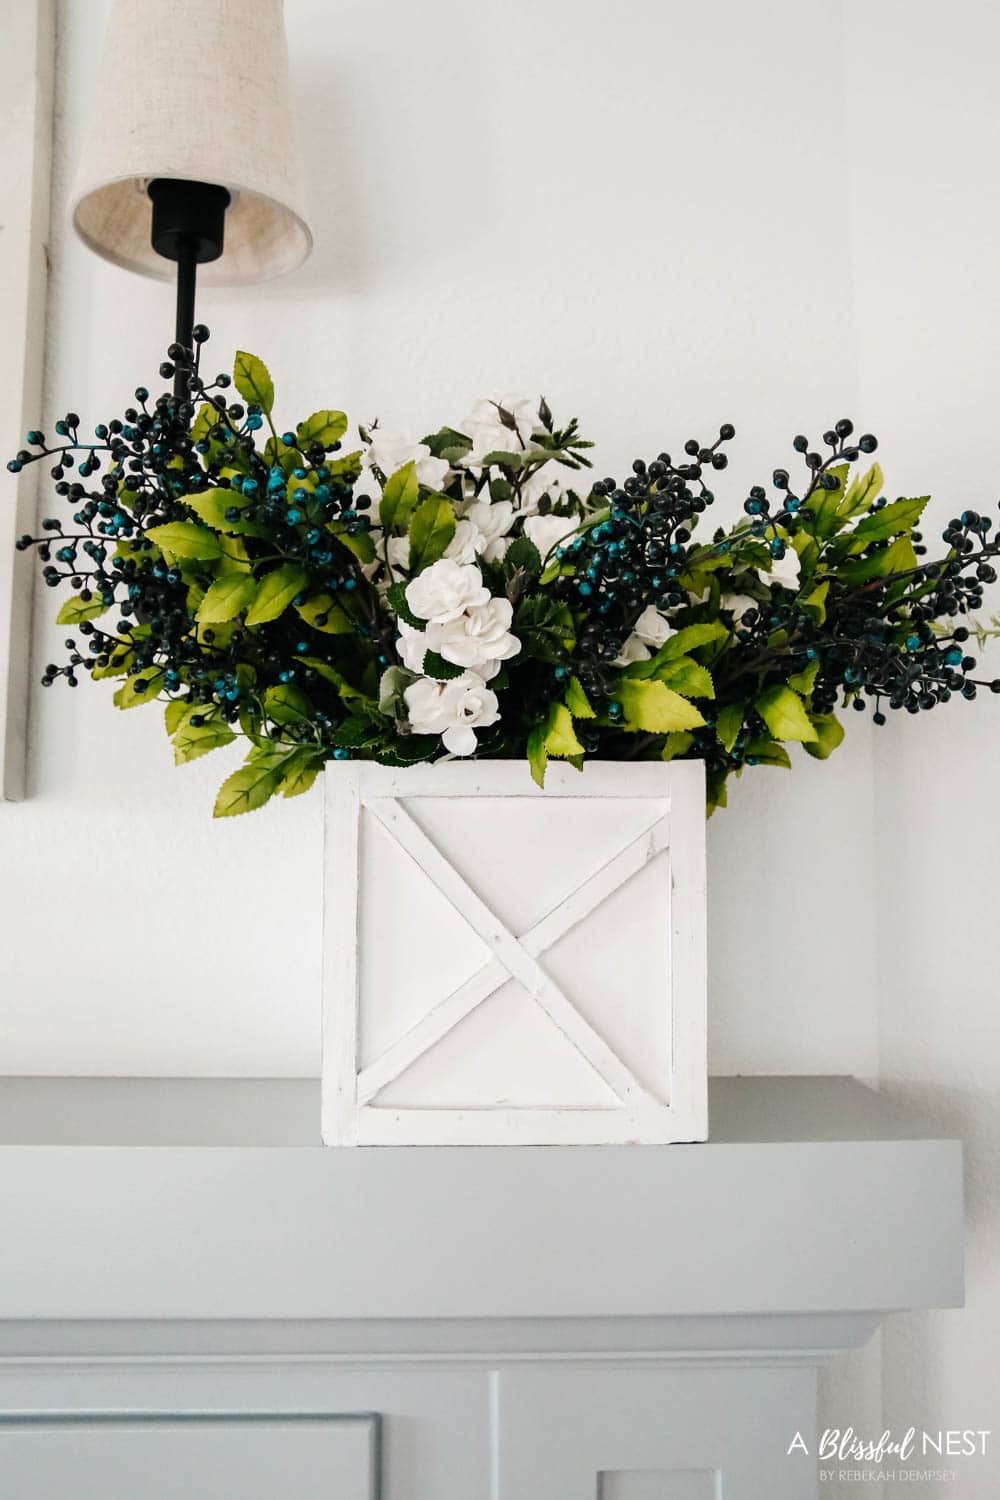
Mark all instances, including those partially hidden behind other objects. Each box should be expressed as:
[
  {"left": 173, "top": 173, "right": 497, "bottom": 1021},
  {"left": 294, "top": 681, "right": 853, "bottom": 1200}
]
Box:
[
  {"left": 850, "top": 495, "right": 928, "bottom": 545},
  {"left": 197, "top": 573, "right": 258, "bottom": 624},
  {"left": 296, "top": 409, "right": 348, "bottom": 450},
  {"left": 278, "top": 750, "right": 325, "bottom": 799},
  {"left": 244, "top": 565, "right": 307, "bottom": 626},
  {"left": 745, "top": 738, "right": 792, "bottom": 769},
  {"left": 173, "top": 716, "right": 237, "bottom": 765},
  {"left": 327, "top": 450, "right": 362, "bottom": 478},
  {"left": 656, "top": 622, "right": 729, "bottom": 662},
  {"left": 408, "top": 495, "right": 456, "bottom": 572},
  {"left": 297, "top": 656, "right": 372, "bottom": 704},
  {"left": 213, "top": 749, "right": 292, "bottom": 818},
  {"left": 233, "top": 350, "right": 275, "bottom": 415},
  {"left": 56, "top": 593, "right": 110, "bottom": 626},
  {"left": 264, "top": 435, "right": 297, "bottom": 476},
  {"left": 565, "top": 676, "right": 596, "bottom": 719},
  {"left": 808, "top": 464, "right": 850, "bottom": 538},
  {"left": 295, "top": 593, "right": 353, "bottom": 634},
  {"left": 422, "top": 426, "right": 472, "bottom": 461},
  {"left": 333, "top": 714, "right": 383, "bottom": 748},
  {"left": 328, "top": 523, "right": 377, "bottom": 565},
  {"left": 164, "top": 699, "right": 188, "bottom": 735},
  {"left": 264, "top": 683, "right": 313, "bottom": 726},
  {"left": 787, "top": 658, "right": 819, "bottom": 695},
  {"left": 378, "top": 665, "right": 418, "bottom": 717},
  {"left": 839, "top": 462, "right": 884, "bottom": 519},
  {"left": 661, "top": 730, "right": 695, "bottom": 761},
  {"left": 618, "top": 679, "right": 706, "bottom": 733},
  {"left": 526, "top": 723, "right": 548, "bottom": 788},
  {"left": 755, "top": 684, "right": 817, "bottom": 742},
  {"left": 801, "top": 581, "right": 829, "bottom": 622},
  {"left": 191, "top": 403, "right": 218, "bottom": 445},
  {"left": 514, "top": 597, "right": 576, "bottom": 661},
  {"left": 374, "top": 735, "right": 440, "bottom": 767},
  {"left": 145, "top": 522, "right": 223, "bottom": 561},
  {"left": 114, "top": 668, "right": 166, "bottom": 710},
  {"left": 422, "top": 649, "right": 465, "bottom": 681},
  {"left": 544, "top": 703, "right": 585, "bottom": 758},
  {"left": 803, "top": 711, "right": 846, "bottom": 760},
  {"left": 715, "top": 703, "right": 744, "bottom": 753},
  {"left": 503, "top": 536, "right": 542, "bottom": 577},
  {"left": 478, "top": 449, "right": 524, "bottom": 471},
  {"left": 387, "top": 580, "right": 426, "bottom": 629},
  {"left": 215, "top": 534, "right": 252, "bottom": 576},
  {"left": 184, "top": 489, "right": 264, "bottom": 537},
  {"left": 706, "top": 769, "right": 729, "bottom": 816},
  {"left": 379, "top": 460, "right": 419, "bottom": 531},
  {"left": 92, "top": 648, "right": 133, "bottom": 681},
  {"left": 658, "top": 656, "right": 715, "bottom": 699},
  {"left": 839, "top": 533, "right": 917, "bottom": 586},
  {"left": 526, "top": 702, "right": 585, "bottom": 785}
]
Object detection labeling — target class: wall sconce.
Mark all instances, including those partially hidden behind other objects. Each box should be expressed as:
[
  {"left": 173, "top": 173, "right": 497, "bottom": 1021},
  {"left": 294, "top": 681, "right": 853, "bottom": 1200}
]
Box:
[{"left": 69, "top": 0, "right": 312, "bottom": 387}]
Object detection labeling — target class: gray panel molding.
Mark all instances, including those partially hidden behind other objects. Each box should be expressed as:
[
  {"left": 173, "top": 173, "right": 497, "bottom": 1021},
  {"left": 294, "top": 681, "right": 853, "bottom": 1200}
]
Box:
[
  {"left": 0, "top": 1313, "right": 883, "bottom": 1365},
  {"left": 599, "top": 1474, "right": 718, "bottom": 1500},
  {"left": 0, "top": 1410, "right": 381, "bottom": 1500},
  {"left": 1, "top": 1368, "right": 487, "bottom": 1500},
  {"left": 496, "top": 1366, "right": 814, "bottom": 1500}
]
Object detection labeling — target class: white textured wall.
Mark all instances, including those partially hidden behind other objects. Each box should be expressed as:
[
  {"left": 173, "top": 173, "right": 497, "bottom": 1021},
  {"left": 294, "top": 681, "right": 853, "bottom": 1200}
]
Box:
[
  {"left": 844, "top": 2, "right": 1000, "bottom": 1493},
  {"left": 2, "top": 0, "right": 879, "bottom": 1082}
]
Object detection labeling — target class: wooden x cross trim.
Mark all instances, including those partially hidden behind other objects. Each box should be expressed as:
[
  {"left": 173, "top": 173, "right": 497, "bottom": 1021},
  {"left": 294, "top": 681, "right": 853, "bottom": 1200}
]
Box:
[{"left": 356, "top": 797, "right": 671, "bottom": 1108}]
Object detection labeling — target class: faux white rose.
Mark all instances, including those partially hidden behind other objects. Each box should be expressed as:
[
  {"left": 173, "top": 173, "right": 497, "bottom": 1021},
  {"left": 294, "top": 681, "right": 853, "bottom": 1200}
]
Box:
[
  {"left": 720, "top": 591, "right": 757, "bottom": 620},
  {"left": 396, "top": 620, "right": 428, "bottom": 674},
  {"left": 425, "top": 597, "right": 521, "bottom": 671},
  {"left": 460, "top": 394, "right": 540, "bottom": 464},
  {"left": 443, "top": 518, "right": 486, "bottom": 565},
  {"left": 522, "top": 511, "right": 579, "bottom": 562},
  {"left": 761, "top": 545, "right": 801, "bottom": 591},
  {"left": 405, "top": 559, "right": 489, "bottom": 624},
  {"left": 362, "top": 530, "right": 411, "bottom": 581},
  {"left": 614, "top": 604, "right": 674, "bottom": 666},
  {"left": 386, "top": 533, "right": 411, "bottom": 573},
  {"left": 404, "top": 671, "right": 501, "bottom": 756},
  {"left": 461, "top": 499, "right": 516, "bottom": 561},
  {"left": 614, "top": 634, "right": 652, "bottom": 667},
  {"left": 632, "top": 604, "right": 673, "bottom": 649},
  {"left": 518, "top": 460, "right": 568, "bottom": 515},
  {"left": 366, "top": 432, "right": 450, "bottom": 492}
]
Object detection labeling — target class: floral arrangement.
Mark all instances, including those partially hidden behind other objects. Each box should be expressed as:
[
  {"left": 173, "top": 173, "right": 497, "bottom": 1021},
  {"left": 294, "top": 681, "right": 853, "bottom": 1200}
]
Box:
[{"left": 8, "top": 331, "right": 1000, "bottom": 816}]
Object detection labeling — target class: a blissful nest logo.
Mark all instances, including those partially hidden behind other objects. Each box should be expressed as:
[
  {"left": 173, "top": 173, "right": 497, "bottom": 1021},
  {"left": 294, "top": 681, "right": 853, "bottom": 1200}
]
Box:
[{"left": 788, "top": 1428, "right": 990, "bottom": 1485}]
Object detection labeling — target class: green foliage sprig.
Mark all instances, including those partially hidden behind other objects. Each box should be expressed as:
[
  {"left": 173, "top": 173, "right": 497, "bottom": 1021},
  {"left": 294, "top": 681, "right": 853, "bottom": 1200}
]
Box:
[{"left": 8, "top": 330, "right": 1000, "bottom": 816}]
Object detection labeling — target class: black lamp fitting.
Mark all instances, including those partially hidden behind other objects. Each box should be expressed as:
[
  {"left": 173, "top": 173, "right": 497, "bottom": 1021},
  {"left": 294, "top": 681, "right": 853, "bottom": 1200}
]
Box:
[{"left": 148, "top": 179, "right": 231, "bottom": 399}]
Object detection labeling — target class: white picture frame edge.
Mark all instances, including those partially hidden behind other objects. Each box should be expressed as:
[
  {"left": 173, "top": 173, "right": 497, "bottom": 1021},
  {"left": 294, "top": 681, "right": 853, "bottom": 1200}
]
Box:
[{"left": 0, "top": 0, "right": 55, "bottom": 800}]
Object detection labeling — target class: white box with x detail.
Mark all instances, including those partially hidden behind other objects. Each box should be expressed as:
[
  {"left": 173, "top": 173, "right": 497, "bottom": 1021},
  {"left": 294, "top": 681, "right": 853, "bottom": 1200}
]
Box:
[{"left": 321, "top": 759, "right": 707, "bottom": 1145}]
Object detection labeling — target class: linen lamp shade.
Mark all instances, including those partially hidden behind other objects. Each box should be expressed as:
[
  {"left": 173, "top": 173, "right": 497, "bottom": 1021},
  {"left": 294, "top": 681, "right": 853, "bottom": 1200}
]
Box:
[{"left": 70, "top": 0, "right": 312, "bottom": 285}]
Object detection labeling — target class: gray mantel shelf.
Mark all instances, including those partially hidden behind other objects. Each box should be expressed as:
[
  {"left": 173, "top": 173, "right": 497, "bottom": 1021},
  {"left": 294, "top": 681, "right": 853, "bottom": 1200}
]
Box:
[
  {"left": 0, "top": 1075, "right": 962, "bottom": 1353},
  {"left": 0, "top": 1076, "right": 964, "bottom": 1499}
]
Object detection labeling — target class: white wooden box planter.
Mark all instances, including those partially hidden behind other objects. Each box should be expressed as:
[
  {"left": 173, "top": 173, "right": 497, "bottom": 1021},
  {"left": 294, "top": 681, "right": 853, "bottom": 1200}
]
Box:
[{"left": 321, "top": 759, "right": 707, "bottom": 1146}]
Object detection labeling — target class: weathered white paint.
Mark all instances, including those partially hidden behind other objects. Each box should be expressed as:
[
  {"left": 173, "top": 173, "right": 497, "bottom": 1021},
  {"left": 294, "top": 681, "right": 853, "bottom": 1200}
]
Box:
[
  {"left": 322, "top": 761, "right": 707, "bottom": 1145},
  {"left": 0, "top": 0, "right": 53, "bottom": 799}
]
